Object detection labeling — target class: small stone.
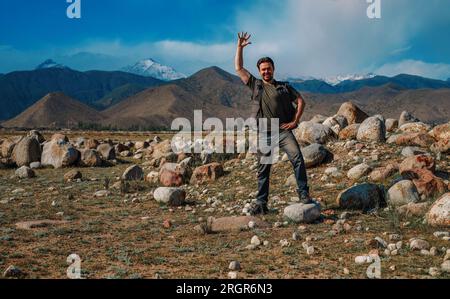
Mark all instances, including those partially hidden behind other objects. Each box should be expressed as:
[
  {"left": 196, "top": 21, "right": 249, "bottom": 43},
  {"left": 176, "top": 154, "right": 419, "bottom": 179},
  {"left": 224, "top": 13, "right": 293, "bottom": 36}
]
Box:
[
  {"left": 248, "top": 221, "right": 255, "bottom": 229},
  {"left": 94, "top": 190, "right": 110, "bottom": 197},
  {"left": 389, "top": 234, "right": 402, "bottom": 241},
  {"left": 391, "top": 249, "right": 398, "bottom": 256},
  {"left": 229, "top": 261, "right": 241, "bottom": 271},
  {"left": 251, "top": 235, "right": 261, "bottom": 246},
  {"left": 429, "top": 267, "right": 441, "bottom": 277},
  {"left": 441, "top": 260, "right": 450, "bottom": 273},
  {"left": 228, "top": 271, "right": 238, "bottom": 279},
  {"left": 263, "top": 241, "right": 269, "bottom": 246},
  {"left": 163, "top": 219, "right": 172, "bottom": 228},
  {"left": 343, "top": 268, "right": 350, "bottom": 275},
  {"left": 410, "top": 238, "right": 430, "bottom": 251},
  {"left": 433, "top": 231, "right": 449, "bottom": 238},
  {"left": 430, "top": 247, "right": 437, "bottom": 256},
  {"left": 292, "top": 231, "right": 301, "bottom": 241},
  {"left": 15, "top": 166, "right": 35, "bottom": 179},
  {"left": 306, "top": 246, "right": 315, "bottom": 255},
  {"left": 280, "top": 239, "right": 291, "bottom": 247},
  {"left": 245, "top": 244, "right": 257, "bottom": 250},
  {"left": 64, "top": 170, "right": 82, "bottom": 182},
  {"left": 420, "top": 249, "right": 430, "bottom": 256},
  {"left": 388, "top": 244, "right": 397, "bottom": 251},
  {"left": 3, "top": 265, "right": 25, "bottom": 278}
]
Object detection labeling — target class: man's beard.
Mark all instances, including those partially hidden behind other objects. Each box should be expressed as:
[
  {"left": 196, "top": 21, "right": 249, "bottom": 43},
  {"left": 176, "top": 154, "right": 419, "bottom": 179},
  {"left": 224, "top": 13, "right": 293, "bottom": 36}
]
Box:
[{"left": 263, "top": 74, "right": 273, "bottom": 81}]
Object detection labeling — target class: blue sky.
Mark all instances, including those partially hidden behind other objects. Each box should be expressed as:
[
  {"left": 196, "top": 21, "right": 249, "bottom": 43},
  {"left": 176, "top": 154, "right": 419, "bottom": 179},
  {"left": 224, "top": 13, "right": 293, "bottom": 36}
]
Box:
[{"left": 1, "top": 0, "right": 450, "bottom": 79}]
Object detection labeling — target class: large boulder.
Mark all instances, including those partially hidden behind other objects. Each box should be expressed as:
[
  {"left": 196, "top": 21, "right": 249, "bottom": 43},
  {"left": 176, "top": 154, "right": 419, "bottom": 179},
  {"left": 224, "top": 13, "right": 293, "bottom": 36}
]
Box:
[
  {"left": 12, "top": 136, "right": 41, "bottom": 167},
  {"left": 385, "top": 119, "right": 398, "bottom": 132},
  {"left": 347, "top": 163, "right": 372, "bottom": 180},
  {"left": 301, "top": 143, "right": 331, "bottom": 168},
  {"left": 27, "top": 130, "right": 45, "bottom": 143},
  {"left": 430, "top": 139, "right": 450, "bottom": 154},
  {"left": 336, "top": 102, "right": 369, "bottom": 125},
  {"left": 153, "top": 187, "right": 186, "bottom": 206},
  {"left": 84, "top": 139, "right": 99, "bottom": 150},
  {"left": 404, "top": 168, "right": 446, "bottom": 197},
  {"left": 96, "top": 143, "right": 116, "bottom": 160},
  {"left": 399, "top": 155, "right": 435, "bottom": 175},
  {"left": 134, "top": 141, "right": 149, "bottom": 150},
  {"left": 426, "top": 193, "right": 450, "bottom": 227},
  {"left": 357, "top": 116, "right": 386, "bottom": 143},
  {"left": 368, "top": 164, "right": 398, "bottom": 182},
  {"left": 401, "top": 146, "right": 427, "bottom": 158},
  {"left": 294, "top": 121, "right": 336, "bottom": 144},
  {"left": 283, "top": 202, "right": 321, "bottom": 223},
  {"left": 399, "top": 111, "right": 420, "bottom": 127},
  {"left": 338, "top": 124, "right": 360, "bottom": 140},
  {"left": 50, "top": 133, "right": 69, "bottom": 143},
  {"left": 387, "top": 180, "right": 420, "bottom": 206},
  {"left": 395, "top": 132, "right": 436, "bottom": 147},
  {"left": 1, "top": 137, "right": 20, "bottom": 158},
  {"left": 159, "top": 163, "right": 190, "bottom": 187},
  {"left": 122, "top": 165, "right": 144, "bottom": 181},
  {"left": 15, "top": 166, "right": 35, "bottom": 179},
  {"left": 336, "top": 183, "right": 386, "bottom": 212},
  {"left": 41, "top": 140, "right": 80, "bottom": 169},
  {"left": 399, "top": 122, "right": 431, "bottom": 134},
  {"left": 152, "top": 139, "right": 172, "bottom": 160},
  {"left": 323, "top": 115, "right": 348, "bottom": 135},
  {"left": 79, "top": 149, "right": 102, "bottom": 167},
  {"left": 190, "top": 163, "right": 224, "bottom": 184},
  {"left": 428, "top": 122, "right": 450, "bottom": 141}
]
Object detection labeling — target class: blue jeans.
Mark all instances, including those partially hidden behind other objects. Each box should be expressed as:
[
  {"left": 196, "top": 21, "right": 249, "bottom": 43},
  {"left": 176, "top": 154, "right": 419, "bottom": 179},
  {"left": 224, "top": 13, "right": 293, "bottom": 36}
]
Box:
[{"left": 256, "top": 129, "right": 309, "bottom": 205}]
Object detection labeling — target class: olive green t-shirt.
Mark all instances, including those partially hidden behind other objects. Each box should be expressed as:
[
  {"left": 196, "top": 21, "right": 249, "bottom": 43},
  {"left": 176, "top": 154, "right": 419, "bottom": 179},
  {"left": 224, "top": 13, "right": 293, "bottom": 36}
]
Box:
[{"left": 246, "top": 74, "right": 301, "bottom": 126}]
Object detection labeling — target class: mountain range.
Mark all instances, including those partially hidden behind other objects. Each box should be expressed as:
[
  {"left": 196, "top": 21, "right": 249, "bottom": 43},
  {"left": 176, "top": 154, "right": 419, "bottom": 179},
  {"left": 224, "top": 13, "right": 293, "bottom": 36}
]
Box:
[
  {"left": 121, "top": 58, "right": 186, "bottom": 81},
  {"left": 0, "top": 67, "right": 163, "bottom": 120},
  {"left": 0, "top": 60, "right": 449, "bottom": 129}
]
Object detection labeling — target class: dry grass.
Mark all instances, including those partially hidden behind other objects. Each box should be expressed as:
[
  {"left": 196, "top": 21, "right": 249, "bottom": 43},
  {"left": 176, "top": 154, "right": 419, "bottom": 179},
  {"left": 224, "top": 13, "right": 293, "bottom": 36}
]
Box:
[{"left": 0, "top": 130, "right": 449, "bottom": 279}]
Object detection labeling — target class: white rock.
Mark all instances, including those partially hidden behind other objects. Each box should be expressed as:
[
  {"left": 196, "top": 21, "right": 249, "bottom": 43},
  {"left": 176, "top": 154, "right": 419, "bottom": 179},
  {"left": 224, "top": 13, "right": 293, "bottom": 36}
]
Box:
[
  {"left": 251, "top": 235, "right": 261, "bottom": 246},
  {"left": 228, "top": 261, "right": 241, "bottom": 271}
]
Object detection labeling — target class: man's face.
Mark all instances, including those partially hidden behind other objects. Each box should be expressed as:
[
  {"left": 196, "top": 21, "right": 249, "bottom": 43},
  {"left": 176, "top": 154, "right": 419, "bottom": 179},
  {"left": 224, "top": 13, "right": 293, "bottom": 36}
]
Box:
[{"left": 259, "top": 62, "right": 274, "bottom": 82}]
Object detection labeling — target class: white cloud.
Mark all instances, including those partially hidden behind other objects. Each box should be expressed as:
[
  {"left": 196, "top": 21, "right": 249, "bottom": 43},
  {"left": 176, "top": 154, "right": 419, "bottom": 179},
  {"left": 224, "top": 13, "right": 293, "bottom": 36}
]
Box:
[
  {"left": 1, "top": 0, "right": 449, "bottom": 79},
  {"left": 375, "top": 60, "right": 450, "bottom": 80}
]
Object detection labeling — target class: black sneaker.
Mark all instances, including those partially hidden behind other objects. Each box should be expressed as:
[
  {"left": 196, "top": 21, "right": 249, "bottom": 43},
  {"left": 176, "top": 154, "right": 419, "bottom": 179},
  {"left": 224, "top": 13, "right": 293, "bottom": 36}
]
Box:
[
  {"left": 299, "top": 194, "right": 314, "bottom": 205},
  {"left": 249, "top": 202, "right": 269, "bottom": 215}
]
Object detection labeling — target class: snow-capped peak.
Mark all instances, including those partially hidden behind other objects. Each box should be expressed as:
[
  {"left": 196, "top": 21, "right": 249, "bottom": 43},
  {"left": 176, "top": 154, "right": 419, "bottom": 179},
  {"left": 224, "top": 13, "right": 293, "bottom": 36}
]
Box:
[
  {"left": 121, "top": 58, "right": 186, "bottom": 81},
  {"left": 35, "top": 59, "right": 67, "bottom": 70},
  {"left": 323, "top": 73, "right": 376, "bottom": 86}
]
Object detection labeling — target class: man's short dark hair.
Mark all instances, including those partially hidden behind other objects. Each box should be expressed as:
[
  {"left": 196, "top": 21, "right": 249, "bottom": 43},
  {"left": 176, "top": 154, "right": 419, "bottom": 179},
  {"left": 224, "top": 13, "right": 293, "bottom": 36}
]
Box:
[{"left": 257, "top": 57, "right": 275, "bottom": 70}]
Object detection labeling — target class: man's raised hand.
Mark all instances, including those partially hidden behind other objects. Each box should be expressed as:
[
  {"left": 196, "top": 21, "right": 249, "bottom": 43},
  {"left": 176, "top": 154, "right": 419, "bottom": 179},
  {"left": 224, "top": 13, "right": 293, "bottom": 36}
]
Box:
[{"left": 237, "top": 32, "right": 252, "bottom": 48}]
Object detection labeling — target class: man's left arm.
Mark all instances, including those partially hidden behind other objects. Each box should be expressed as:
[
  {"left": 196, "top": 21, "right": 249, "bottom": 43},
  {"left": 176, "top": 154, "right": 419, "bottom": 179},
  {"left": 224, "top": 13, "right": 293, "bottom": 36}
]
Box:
[{"left": 280, "top": 87, "right": 306, "bottom": 130}]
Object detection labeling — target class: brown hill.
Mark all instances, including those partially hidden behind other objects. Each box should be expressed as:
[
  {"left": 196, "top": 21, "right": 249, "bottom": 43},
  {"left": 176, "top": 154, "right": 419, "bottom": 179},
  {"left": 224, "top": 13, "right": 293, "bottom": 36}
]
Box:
[
  {"left": 2, "top": 92, "right": 106, "bottom": 129},
  {"left": 102, "top": 66, "right": 253, "bottom": 129},
  {"left": 301, "top": 84, "right": 450, "bottom": 124}
]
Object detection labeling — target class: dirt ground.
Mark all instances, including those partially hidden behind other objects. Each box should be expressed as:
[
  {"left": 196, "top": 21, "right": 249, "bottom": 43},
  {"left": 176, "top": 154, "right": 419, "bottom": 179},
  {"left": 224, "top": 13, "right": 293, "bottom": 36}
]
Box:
[{"left": 0, "top": 130, "right": 449, "bottom": 279}]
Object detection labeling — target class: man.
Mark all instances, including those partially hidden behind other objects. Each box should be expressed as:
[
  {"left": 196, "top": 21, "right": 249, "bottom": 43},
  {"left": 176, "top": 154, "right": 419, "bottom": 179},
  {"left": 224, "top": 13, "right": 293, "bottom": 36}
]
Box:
[{"left": 234, "top": 32, "right": 313, "bottom": 215}]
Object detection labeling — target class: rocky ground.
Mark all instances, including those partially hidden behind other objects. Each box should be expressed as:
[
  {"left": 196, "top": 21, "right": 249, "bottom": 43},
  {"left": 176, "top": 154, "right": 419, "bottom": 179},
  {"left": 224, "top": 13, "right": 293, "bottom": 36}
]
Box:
[{"left": 0, "top": 103, "right": 449, "bottom": 279}]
